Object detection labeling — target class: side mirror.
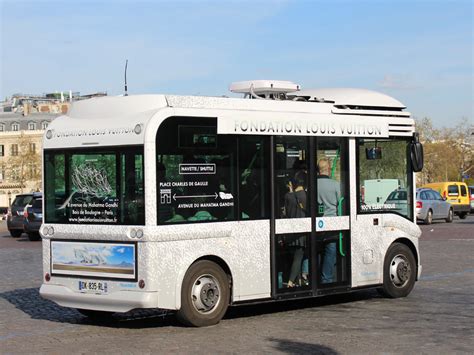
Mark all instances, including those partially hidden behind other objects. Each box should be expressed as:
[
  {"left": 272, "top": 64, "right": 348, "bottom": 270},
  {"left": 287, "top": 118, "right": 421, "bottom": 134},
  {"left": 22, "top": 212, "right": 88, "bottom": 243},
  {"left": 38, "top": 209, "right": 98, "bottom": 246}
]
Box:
[{"left": 410, "top": 133, "right": 424, "bottom": 172}]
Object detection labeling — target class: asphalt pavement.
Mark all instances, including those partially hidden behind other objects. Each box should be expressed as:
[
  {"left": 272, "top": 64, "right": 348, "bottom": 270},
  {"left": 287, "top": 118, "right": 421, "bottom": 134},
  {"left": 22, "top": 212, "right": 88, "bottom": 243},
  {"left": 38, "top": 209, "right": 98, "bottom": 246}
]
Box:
[{"left": 0, "top": 217, "right": 473, "bottom": 354}]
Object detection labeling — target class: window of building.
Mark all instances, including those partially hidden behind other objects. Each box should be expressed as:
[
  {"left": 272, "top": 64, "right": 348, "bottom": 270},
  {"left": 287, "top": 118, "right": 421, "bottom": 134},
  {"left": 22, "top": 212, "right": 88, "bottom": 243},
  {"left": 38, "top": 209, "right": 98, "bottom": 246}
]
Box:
[
  {"left": 28, "top": 122, "right": 36, "bottom": 130},
  {"left": 0, "top": 145, "right": 4, "bottom": 157},
  {"left": 11, "top": 166, "right": 20, "bottom": 181},
  {"left": 357, "top": 138, "right": 412, "bottom": 219},
  {"left": 11, "top": 144, "right": 19, "bottom": 156},
  {"left": 11, "top": 123, "right": 20, "bottom": 131},
  {"left": 28, "top": 163, "right": 36, "bottom": 179},
  {"left": 0, "top": 165, "right": 5, "bottom": 181},
  {"left": 41, "top": 121, "right": 49, "bottom": 130},
  {"left": 29, "top": 143, "right": 36, "bottom": 153},
  {"left": 0, "top": 124, "right": 4, "bottom": 132}
]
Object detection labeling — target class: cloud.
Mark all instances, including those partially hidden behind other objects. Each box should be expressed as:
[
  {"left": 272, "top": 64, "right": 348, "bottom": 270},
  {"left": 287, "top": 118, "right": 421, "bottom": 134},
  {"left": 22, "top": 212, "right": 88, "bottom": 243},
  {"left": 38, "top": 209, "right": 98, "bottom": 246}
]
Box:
[{"left": 116, "top": 247, "right": 125, "bottom": 254}]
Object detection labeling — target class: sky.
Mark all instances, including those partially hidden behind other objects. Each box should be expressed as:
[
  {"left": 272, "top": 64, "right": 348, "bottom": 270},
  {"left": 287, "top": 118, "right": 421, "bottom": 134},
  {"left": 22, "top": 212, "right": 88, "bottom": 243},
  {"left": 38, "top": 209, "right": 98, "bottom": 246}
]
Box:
[{"left": 1, "top": 0, "right": 472, "bottom": 127}]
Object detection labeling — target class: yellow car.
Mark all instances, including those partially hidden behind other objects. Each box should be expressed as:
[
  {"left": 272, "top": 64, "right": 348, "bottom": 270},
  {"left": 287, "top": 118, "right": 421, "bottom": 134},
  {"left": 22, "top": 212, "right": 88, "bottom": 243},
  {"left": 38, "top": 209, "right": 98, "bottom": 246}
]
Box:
[{"left": 422, "top": 182, "right": 470, "bottom": 219}]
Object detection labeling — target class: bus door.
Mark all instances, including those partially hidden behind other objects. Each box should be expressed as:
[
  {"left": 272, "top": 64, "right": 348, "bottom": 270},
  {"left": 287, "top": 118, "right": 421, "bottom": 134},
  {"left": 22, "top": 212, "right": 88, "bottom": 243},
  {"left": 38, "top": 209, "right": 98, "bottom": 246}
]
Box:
[
  {"left": 273, "top": 136, "right": 313, "bottom": 296},
  {"left": 313, "top": 137, "right": 350, "bottom": 291}
]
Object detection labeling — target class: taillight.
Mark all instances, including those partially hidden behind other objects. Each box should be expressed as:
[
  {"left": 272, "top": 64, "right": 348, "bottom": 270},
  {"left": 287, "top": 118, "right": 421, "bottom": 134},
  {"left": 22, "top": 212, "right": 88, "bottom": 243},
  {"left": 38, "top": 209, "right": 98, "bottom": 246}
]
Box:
[
  {"left": 416, "top": 201, "right": 422, "bottom": 209},
  {"left": 443, "top": 191, "right": 447, "bottom": 198}
]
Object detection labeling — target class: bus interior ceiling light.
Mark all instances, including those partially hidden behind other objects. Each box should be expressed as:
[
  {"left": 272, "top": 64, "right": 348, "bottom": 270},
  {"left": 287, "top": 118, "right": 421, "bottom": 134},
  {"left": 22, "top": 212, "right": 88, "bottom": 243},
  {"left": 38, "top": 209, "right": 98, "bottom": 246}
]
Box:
[{"left": 229, "top": 80, "right": 300, "bottom": 99}]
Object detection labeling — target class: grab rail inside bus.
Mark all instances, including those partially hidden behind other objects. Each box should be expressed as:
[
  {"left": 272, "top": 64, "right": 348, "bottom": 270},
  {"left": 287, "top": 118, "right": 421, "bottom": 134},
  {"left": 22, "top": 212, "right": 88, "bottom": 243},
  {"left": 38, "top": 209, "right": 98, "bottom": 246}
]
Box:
[{"left": 338, "top": 196, "right": 346, "bottom": 257}]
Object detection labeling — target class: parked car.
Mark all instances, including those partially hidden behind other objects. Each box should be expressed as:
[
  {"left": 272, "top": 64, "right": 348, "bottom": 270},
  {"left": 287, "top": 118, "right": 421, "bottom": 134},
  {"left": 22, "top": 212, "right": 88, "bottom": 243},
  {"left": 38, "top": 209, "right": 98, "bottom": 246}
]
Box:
[
  {"left": 384, "top": 188, "right": 408, "bottom": 216},
  {"left": 7, "top": 193, "right": 39, "bottom": 237},
  {"left": 422, "top": 181, "right": 470, "bottom": 219},
  {"left": 416, "top": 188, "right": 453, "bottom": 224},
  {"left": 23, "top": 193, "right": 43, "bottom": 241},
  {"left": 469, "top": 186, "right": 474, "bottom": 213}
]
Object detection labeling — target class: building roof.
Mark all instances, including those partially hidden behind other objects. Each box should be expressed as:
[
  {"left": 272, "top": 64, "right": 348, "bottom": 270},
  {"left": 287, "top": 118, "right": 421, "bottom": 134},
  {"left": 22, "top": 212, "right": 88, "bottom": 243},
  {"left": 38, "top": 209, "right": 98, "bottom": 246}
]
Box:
[{"left": 0, "top": 112, "right": 59, "bottom": 131}]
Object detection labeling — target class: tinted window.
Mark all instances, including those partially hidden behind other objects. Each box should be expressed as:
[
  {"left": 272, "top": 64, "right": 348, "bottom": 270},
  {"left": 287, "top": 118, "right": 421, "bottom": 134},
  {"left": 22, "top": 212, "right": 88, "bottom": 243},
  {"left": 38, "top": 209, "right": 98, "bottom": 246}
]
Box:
[
  {"left": 32, "top": 199, "right": 42, "bottom": 209},
  {"left": 448, "top": 185, "right": 458, "bottom": 195},
  {"left": 239, "top": 135, "right": 270, "bottom": 219},
  {"left": 420, "top": 191, "right": 428, "bottom": 200},
  {"left": 460, "top": 185, "right": 467, "bottom": 197},
  {"left": 44, "top": 147, "right": 144, "bottom": 225},
  {"left": 431, "top": 191, "right": 443, "bottom": 200},
  {"left": 157, "top": 117, "right": 236, "bottom": 224},
  {"left": 12, "top": 195, "right": 33, "bottom": 207},
  {"left": 427, "top": 191, "right": 438, "bottom": 200}
]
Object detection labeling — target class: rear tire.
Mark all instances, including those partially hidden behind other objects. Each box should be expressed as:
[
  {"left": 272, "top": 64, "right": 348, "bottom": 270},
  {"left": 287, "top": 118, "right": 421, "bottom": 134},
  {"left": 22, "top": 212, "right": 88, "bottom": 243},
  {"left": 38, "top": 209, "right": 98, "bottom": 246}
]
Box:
[
  {"left": 459, "top": 212, "right": 468, "bottom": 220},
  {"left": 380, "top": 243, "right": 416, "bottom": 298},
  {"left": 27, "top": 232, "right": 41, "bottom": 241},
  {"left": 445, "top": 209, "right": 453, "bottom": 223},
  {"left": 425, "top": 210, "right": 433, "bottom": 225},
  {"left": 177, "top": 260, "right": 230, "bottom": 327},
  {"left": 9, "top": 230, "right": 22, "bottom": 238}
]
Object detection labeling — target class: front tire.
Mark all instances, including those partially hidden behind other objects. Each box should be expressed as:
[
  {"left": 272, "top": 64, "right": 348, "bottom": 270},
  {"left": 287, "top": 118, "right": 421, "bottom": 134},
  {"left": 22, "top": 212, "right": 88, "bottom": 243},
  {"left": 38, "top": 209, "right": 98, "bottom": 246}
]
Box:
[
  {"left": 9, "top": 229, "right": 22, "bottom": 238},
  {"left": 380, "top": 243, "right": 416, "bottom": 298},
  {"left": 177, "top": 260, "right": 230, "bottom": 327},
  {"left": 445, "top": 209, "right": 453, "bottom": 223}
]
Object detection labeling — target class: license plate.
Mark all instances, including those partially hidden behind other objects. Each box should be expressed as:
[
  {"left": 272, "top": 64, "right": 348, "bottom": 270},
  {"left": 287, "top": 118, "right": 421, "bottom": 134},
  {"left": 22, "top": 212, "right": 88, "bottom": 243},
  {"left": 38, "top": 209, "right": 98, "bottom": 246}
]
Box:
[{"left": 78, "top": 280, "right": 108, "bottom": 294}]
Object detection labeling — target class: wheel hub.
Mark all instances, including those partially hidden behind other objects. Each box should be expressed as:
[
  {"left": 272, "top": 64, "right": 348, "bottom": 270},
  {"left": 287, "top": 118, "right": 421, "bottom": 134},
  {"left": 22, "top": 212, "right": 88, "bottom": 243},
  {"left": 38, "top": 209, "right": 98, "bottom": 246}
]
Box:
[
  {"left": 390, "top": 255, "right": 412, "bottom": 288},
  {"left": 191, "top": 275, "right": 220, "bottom": 313}
]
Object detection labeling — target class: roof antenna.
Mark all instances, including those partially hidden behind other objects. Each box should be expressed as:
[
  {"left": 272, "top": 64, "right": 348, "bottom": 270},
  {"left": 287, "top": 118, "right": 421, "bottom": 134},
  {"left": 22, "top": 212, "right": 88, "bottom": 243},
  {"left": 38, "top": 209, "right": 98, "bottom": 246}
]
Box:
[{"left": 124, "top": 59, "right": 128, "bottom": 96}]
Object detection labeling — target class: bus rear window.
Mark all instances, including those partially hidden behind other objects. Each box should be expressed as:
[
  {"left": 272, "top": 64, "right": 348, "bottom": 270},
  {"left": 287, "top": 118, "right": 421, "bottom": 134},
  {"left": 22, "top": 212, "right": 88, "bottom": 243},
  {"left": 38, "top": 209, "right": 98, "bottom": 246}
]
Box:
[{"left": 44, "top": 147, "right": 144, "bottom": 225}]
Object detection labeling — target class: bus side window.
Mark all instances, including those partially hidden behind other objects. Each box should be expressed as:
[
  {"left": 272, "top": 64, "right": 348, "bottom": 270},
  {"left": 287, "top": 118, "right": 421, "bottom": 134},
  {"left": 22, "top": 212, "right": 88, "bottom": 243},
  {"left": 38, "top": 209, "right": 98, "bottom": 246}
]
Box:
[
  {"left": 156, "top": 117, "right": 237, "bottom": 224},
  {"left": 315, "top": 137, "right": 349, "bottom": 217},
  {"left": 238, "top": 136, "right": 270, "bottom": 220}
]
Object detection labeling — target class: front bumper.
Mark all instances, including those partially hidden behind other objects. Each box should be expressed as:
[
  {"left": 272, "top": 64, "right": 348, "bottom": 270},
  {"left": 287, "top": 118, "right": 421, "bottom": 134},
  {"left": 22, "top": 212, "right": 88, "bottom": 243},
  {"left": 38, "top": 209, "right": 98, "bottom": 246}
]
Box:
[{"left": 40, "top": 284, "right": 159, "bottom": 313}]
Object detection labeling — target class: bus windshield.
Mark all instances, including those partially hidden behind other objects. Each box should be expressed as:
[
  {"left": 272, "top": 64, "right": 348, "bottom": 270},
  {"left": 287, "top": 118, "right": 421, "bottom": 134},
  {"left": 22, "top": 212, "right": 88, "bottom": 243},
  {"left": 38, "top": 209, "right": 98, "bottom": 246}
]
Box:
[{"left": 44, "top": 146, "right": 144, "bottom": 225}]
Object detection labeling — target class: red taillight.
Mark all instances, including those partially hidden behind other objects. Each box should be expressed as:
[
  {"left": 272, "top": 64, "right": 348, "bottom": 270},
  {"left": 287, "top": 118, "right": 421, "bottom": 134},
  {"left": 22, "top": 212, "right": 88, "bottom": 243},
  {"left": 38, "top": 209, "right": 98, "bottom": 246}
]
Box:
[
  {"left": 138, "top": 279, "right": 145, "bottom": 289},
  {"left": 45, "top": 273, "right": 51, "bottom": 282},
  {"left": 416, "top": 201, "right": 422, "bottom": 209},
  {"left": 443, "top": 191, "right": 447, "bottom": 198}
]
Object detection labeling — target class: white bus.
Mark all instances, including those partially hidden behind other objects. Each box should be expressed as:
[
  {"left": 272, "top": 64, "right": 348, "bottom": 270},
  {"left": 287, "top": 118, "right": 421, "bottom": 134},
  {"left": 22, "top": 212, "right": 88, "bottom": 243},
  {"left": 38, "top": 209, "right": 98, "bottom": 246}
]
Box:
[{"left": 40, "top": 80, "right": 424, "bottom": 327}]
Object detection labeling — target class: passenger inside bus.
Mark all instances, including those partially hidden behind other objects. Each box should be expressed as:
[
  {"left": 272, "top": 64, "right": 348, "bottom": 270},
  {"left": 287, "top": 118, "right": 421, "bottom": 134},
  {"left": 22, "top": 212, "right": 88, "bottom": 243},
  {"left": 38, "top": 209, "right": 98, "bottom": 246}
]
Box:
[
  {"left": 317, "top": 159, "right": 341, "bottom": 283},
  {"left": 284, "top": 170, "right": 309, "bottom": 287}
]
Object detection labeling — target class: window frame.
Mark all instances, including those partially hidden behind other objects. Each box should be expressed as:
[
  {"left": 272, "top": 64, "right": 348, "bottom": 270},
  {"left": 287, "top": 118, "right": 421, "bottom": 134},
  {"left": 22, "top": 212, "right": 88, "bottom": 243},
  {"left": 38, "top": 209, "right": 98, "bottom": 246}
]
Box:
[
  {"left": 43, "top": 145, "right": 145, "bottom": 225},
  {"left": 356, "top": 137, "right": 414, "bottom": 221}
]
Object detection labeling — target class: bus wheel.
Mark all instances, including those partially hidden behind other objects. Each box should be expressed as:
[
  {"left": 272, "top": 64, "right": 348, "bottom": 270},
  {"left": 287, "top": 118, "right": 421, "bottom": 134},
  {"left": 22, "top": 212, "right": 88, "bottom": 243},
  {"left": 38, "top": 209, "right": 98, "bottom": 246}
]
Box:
[
  {"left": 177, "top": 260, "right": 230, "bottom": 327},
  {"left": 381, "top": 243, "right": 416, "bottom": 298},
  {"left": 459, "top": 212, "right": 468, "bottom": 220},
  {"left": 445, "top": 209, "right": 453, "bottom": 223}
]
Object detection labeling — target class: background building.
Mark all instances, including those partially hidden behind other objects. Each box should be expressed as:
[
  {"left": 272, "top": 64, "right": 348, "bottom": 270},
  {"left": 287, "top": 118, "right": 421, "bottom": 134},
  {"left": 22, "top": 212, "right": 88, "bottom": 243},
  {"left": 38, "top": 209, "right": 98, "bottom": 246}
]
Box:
[
  {"left": 0, "top": 91, "right": 107, "bottom": 208},
  {"left": 0, "top": 112, "right": 59, "bottom": 207}
]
